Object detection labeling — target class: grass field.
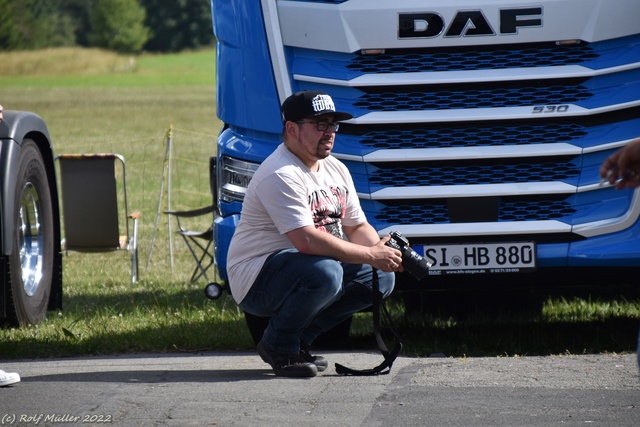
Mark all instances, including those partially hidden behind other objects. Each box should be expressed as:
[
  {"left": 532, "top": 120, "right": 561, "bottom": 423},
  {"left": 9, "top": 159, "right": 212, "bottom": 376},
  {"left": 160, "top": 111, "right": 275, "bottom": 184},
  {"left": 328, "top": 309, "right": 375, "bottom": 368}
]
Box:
[
  {"left": 0, "top": 47, "right": 639, "bottom": 360},
  {"left": 0, "top": 48, "right": 251, "bottom": 358}
]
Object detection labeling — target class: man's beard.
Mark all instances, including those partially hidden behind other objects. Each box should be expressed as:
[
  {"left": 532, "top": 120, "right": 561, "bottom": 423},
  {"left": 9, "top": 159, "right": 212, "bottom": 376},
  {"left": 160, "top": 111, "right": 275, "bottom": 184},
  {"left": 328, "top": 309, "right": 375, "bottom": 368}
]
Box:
[{"left": 315, "top": 138, "right": 333, "bottom": 159}]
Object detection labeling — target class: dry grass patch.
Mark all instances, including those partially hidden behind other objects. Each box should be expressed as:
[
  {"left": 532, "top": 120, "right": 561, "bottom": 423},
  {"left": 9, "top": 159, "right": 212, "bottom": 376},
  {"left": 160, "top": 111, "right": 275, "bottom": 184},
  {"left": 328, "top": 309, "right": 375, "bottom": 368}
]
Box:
[{"left": 0, "top": 47, "right": 137, "bottom": 76}]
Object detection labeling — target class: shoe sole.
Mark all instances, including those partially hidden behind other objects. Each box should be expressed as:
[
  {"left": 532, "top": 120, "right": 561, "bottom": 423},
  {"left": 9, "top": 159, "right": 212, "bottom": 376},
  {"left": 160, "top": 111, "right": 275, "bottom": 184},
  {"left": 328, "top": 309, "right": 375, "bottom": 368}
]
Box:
[
  {"left": 274, "top": 365, "right": 317, "bottom": 378},
  {"left": 257, "top": 341, "right": 275, "bottom": 367},
  {"left": 309, "top": 357, "right": 328, "bottom": 372},
  {"left": 0, "top": 378, "right": 20, "bottom": 386}
]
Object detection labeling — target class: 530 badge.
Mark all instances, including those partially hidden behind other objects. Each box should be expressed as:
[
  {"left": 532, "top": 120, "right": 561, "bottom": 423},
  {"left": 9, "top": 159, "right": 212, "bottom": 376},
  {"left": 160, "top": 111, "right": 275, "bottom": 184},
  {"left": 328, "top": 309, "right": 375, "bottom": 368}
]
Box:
[{"left": 532, "top": 104, "right": 570, "bottom": 113}]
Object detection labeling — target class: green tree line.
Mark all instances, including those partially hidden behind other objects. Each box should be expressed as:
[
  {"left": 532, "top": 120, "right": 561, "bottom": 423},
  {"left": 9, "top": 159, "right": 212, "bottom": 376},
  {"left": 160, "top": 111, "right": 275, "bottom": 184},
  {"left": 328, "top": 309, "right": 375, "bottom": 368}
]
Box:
[{"left": 0, "top": 0, "right": 214, "bottom": 54}]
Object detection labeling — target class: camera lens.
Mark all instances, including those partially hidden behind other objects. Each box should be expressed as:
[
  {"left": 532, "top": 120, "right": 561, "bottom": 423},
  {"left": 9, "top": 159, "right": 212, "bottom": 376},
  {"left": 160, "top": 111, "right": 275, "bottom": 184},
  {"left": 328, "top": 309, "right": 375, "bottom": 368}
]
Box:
[{"left": 401, "top": 247, "right": 430, "bottom": 281}]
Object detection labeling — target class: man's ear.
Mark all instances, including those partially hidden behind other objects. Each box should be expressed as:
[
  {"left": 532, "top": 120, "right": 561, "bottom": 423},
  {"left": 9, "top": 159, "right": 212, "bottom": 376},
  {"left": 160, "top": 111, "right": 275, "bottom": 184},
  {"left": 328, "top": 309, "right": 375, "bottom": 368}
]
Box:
[{"left": 285, "top": 120, "right": 300, "bottom": 137}]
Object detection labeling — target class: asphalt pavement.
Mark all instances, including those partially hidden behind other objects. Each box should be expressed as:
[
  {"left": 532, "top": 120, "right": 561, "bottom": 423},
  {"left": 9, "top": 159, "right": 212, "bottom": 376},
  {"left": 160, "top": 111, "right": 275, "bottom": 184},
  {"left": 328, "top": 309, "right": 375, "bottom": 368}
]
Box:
[{"left": 1, "top": 351, "right": 638, "bottom": 426}]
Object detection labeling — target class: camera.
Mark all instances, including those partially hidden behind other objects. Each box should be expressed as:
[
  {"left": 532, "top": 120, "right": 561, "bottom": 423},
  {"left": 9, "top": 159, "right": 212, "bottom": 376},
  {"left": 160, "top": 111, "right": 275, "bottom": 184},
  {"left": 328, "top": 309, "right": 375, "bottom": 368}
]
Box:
[{"left": 385, "top": 231, "right": 431, "bottom": 280}]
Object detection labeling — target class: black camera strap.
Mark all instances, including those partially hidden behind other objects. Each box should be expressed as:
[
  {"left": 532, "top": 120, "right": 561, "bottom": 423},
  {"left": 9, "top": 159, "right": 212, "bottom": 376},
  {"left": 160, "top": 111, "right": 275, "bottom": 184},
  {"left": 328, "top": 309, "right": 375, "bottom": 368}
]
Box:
[{"left": 335, "top": 267, "right": 403, "bottom": 376}]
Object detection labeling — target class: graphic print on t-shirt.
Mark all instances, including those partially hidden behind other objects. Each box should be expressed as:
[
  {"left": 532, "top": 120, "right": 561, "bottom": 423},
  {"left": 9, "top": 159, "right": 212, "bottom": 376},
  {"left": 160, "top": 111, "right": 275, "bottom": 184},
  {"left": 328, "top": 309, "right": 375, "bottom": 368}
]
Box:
[{"left": 308, "top": 185, "right": 347, "bottom": 238}]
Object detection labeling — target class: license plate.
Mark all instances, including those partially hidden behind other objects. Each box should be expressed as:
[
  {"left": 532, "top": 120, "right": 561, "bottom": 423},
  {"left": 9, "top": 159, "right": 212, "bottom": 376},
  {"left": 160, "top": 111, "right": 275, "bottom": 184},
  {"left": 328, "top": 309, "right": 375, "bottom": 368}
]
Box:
[{"left": 416, "top": 242, "right": 536, "bottom": 275}]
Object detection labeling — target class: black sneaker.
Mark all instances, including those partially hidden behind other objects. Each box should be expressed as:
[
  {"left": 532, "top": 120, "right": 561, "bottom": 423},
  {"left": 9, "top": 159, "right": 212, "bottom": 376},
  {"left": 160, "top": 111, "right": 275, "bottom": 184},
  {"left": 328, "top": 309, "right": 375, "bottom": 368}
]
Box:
[
  {"left": 300, "top": 343, "right": 328, "bottom": 372},
  {"left": 257, "top": 340, "right": 318, "bottom": 378}
]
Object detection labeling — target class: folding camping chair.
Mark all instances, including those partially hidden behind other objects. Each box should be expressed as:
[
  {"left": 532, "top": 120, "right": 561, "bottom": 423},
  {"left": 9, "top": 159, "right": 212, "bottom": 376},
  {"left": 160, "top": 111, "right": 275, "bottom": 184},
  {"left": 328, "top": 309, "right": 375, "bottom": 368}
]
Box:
[
  {"left": 56, "top": 153, "right": 140, "bottom": 284},
  {"left": 164, "top": 157, "right": 216, "bottom": 286},
  {"left": 164, "top": 205, "right": 215, "bottom": 284}
]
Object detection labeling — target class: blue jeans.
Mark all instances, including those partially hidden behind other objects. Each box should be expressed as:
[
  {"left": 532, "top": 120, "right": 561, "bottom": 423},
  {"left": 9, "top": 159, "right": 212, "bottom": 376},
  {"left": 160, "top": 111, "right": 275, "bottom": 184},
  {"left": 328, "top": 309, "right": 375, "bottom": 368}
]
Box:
[{"left": 239, "top": 248, "right": 395, "bottom": 354}]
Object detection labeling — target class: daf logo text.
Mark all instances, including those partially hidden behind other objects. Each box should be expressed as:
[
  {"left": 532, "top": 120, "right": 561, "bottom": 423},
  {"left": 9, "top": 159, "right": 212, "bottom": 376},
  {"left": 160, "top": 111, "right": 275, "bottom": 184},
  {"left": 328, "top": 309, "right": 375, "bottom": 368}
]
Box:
[{"left": 399, "top": 7, "right": 543, "bottom": 39}]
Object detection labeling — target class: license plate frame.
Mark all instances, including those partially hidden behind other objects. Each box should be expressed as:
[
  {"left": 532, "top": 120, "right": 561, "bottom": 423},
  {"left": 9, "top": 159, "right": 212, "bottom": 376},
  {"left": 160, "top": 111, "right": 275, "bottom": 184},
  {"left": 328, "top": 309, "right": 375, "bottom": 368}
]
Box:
[{"left": 416, "top": 242, "right": 537, "bottom": 275}]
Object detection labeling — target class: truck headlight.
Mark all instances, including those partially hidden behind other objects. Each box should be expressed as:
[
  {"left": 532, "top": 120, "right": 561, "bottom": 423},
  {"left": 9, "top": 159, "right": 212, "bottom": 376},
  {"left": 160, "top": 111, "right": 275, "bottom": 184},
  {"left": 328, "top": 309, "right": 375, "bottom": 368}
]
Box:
[{"left": 220, "top": 156, "right": 259, "bottom": 203}]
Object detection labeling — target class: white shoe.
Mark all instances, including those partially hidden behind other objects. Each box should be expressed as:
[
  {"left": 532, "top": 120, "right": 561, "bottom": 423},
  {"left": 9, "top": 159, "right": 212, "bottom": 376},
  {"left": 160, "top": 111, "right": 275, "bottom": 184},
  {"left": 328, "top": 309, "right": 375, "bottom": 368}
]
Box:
[{"left": 0, "top": 370, "right": 20, "bottom": 386}]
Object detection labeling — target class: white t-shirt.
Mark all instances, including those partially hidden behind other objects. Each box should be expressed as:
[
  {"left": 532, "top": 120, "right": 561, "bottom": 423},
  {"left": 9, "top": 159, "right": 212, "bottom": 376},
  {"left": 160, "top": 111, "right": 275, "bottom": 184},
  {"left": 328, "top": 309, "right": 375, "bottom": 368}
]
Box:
[{"left": 227, "top": 143, "right": 366, "bottom": 303}]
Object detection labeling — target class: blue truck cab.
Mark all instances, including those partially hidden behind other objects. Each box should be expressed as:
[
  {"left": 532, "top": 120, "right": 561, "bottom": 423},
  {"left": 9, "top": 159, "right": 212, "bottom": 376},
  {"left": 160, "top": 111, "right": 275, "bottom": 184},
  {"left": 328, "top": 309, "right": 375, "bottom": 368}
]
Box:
[{"left": 211, "top": 0, "right": 640, "bottom": 293}]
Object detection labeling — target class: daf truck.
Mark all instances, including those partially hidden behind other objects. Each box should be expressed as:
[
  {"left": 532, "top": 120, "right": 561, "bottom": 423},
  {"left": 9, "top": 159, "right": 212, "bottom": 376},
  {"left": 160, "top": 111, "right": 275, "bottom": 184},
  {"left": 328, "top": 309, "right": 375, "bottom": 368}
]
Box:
[{"left": 210, "top": 1, "right": 640, "bottom": 302}]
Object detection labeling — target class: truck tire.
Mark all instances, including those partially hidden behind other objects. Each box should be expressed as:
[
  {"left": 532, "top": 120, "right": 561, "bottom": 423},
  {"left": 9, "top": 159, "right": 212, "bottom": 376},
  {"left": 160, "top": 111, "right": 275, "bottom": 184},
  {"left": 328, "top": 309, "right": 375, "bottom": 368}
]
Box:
[{"left": 7, "top": 140, "right": 55, "bottom": 325}]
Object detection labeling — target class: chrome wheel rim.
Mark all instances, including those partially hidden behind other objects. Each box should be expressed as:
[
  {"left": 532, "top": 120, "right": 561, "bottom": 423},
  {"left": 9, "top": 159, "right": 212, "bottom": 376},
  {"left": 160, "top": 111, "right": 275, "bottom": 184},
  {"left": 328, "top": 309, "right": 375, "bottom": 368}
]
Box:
[{"left": 19, "top": 182, "right": 43, "bottom": 297}]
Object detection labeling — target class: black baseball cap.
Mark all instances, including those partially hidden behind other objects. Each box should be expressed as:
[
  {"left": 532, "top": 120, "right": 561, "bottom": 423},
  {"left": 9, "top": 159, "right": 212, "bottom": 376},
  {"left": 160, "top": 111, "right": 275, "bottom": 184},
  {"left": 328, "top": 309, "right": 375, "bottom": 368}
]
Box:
[{"left": 281, "top": 90, "right": 353, "bottom": 124}]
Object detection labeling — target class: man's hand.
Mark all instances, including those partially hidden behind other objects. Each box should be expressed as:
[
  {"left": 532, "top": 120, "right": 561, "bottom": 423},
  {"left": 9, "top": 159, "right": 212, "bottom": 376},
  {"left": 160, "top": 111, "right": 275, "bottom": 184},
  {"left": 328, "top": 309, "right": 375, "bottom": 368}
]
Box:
[
  {"left": 370, "top": 235, "right": 404, "bottom": 273},
  {"left": 600, "top": 138, "right": 640, "bottom": 189}
]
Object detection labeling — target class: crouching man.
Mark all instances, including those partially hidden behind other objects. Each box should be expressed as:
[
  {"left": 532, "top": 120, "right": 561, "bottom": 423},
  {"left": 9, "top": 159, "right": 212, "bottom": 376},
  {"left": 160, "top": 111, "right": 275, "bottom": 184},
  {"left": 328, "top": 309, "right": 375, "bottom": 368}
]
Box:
[{"left": 227, "top": 91, "right": 401, "bottom": 377}]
